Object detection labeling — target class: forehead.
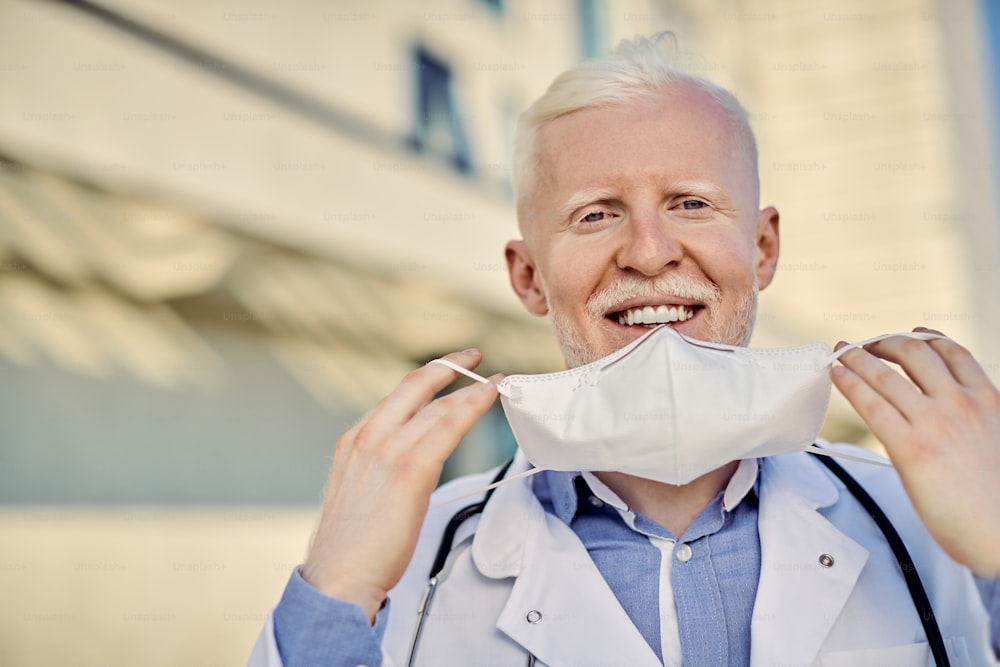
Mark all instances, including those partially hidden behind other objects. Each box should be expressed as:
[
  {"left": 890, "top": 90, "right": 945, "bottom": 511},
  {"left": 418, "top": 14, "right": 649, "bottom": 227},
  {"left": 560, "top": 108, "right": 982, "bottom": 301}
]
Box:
[{"left": 533, "top": 86, "right": 750, "bottom": 200}]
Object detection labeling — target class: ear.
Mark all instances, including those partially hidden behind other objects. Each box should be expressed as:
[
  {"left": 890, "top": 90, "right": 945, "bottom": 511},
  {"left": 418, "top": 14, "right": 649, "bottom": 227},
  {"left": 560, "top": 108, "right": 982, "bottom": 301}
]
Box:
[
  {"left": 505, "top": 240, "right": 549, "bottom": 316},
  {"left": 754, "top": 206, "right": 780, "bottom": 290}
]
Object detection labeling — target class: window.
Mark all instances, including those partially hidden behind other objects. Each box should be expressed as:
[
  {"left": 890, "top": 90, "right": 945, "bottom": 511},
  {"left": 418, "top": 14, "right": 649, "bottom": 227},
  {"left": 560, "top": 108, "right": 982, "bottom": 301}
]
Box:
[
  {"left": 578, "top": 0, "right": 606, "bottom": 59},
  {"left": 479, "top": 0, "right": 504, "bottom": 16},
  {"left": 410, "top": 46, "right": 472, "bottom": 173}
]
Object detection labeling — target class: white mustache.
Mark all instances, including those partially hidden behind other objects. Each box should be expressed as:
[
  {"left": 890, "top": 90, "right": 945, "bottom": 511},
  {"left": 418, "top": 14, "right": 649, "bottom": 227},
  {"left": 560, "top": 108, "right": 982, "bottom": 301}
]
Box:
[{"left": 586, "top": 274, "right": 722, "bottom": 319}]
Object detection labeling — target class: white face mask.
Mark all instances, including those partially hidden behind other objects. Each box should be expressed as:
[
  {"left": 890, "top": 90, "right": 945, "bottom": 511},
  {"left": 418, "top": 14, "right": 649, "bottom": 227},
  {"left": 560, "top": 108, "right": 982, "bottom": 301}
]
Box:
[{"left": 432, "top": 326, "right": 946, "bottom": 493}]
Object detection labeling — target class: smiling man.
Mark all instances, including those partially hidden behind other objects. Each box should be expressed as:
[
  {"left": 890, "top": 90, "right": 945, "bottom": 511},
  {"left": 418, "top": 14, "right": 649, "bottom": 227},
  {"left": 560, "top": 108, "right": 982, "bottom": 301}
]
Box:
[
  {"left": 506, "top": 73, "right": 772, "bottom": 364},
  {"left": 250, "top": 36, "right": 1000, "bottom": 667}
]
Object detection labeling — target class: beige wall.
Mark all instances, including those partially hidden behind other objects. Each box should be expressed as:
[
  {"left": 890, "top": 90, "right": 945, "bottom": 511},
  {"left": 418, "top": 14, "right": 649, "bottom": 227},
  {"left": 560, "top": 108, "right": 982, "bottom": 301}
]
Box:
[{"left": 0, "top": 507, "right": 314, "bottom": 666}]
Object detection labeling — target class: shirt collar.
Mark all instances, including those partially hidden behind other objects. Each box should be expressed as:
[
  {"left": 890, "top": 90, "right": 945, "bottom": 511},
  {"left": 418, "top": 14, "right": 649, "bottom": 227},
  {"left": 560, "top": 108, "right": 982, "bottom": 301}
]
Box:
[
  {"left": 538, "top": 458, "right": 761, "bottom": 526},
  {"left": 723, "top": 458, "right": 760, "bottom": 511}
]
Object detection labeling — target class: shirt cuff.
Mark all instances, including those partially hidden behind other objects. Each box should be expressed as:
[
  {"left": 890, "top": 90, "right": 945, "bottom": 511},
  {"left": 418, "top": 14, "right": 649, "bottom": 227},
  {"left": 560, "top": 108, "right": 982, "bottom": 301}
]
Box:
[{"left": 273, "top": 567, "right": 389, "bottom": 667}]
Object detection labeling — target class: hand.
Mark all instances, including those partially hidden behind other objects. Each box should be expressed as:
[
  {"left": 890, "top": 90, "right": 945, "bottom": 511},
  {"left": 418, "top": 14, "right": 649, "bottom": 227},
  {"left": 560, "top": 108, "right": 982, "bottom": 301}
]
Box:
[
  {"left": 300, "top": 349, "right": 501, "bottom": 621},
  {"left": 832, "top": 328, "right": 1000, "bottom": 578}
]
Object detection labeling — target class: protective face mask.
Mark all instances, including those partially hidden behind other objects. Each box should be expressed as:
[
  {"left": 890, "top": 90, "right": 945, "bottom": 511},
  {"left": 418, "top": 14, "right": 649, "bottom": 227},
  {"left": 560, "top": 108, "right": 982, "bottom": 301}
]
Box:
[{"left": 432, "top": 326, "right": 946, "bottom": 499}]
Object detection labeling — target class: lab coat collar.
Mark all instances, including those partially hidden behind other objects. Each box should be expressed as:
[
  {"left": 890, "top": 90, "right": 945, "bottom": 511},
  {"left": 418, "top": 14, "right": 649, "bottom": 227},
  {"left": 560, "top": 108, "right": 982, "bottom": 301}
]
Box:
[
  {"left": 472, "top": 449, "right": 871, "bottom": 667},
  {"left": 751, "top": 452, "right": 870, "bottom": 667},
  {"left": 471, "top": 451, "right": 816, "bottom": 580},
  {"left": 471, "top": 449, "right": 536, "bottom": 579},
  {"left": 763, "top": 447, "right": 840, "bottom": 510},
  {"left": 473, "top": 451, "right": 661, "bottom": 666}
]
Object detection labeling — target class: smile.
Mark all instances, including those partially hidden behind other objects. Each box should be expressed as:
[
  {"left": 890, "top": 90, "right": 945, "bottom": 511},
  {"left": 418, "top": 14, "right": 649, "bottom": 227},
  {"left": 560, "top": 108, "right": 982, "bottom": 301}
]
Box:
[{"left": 614, "top": 305, "right": 696, "bottom": 325}]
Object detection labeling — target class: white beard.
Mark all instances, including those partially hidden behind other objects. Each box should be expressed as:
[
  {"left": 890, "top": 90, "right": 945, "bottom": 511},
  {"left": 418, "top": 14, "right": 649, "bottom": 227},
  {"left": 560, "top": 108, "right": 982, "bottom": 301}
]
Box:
[{"left": 550, "top": 273, "right": 759, "bottom": 368}]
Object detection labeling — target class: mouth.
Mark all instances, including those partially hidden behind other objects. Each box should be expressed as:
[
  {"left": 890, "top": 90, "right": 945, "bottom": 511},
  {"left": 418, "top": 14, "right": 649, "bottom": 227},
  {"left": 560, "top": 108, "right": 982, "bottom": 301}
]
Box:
[{"left": 606, "top": 303, "right": 703, "bottom": 327}]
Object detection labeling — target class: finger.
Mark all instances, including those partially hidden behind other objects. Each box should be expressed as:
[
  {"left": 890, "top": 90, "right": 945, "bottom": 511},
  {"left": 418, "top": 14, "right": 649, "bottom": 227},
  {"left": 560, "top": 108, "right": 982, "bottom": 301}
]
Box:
[
  {"left": 831, "top": 364, "right": 910, "bottom": 445},
  {"left": 912, "top": 326, "right": 994, "bottom": 389},
  {"left": 859, "top": 335, "right": 953, "bottom": 397},
  {"left": 401, "top": 375, "right": 502, "bottom": 463},
  {"left": 332, "top": 349, "right": 486, "bottom": 472},
  {"left": 925, "top": 337, "right": 997, "bottom": 390},
  {"left": 369, "top": 348, "right": 485, "bottom": 428},
  {"left": 836, "top": 346, "right": 927, "bottom": 419}
]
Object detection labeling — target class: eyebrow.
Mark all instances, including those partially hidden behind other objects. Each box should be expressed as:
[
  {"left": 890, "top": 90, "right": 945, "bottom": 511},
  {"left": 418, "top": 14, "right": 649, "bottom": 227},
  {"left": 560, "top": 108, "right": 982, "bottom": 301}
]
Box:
[{"left": 669, "top": 180, "right": 730, "bottom": 202}]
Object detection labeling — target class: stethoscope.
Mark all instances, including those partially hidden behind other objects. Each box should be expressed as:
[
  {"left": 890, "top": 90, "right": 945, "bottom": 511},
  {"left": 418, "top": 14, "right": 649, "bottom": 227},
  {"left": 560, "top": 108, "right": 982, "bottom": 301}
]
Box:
[{"left": 406, "top": 452, "right": 951, "bottom": 667}]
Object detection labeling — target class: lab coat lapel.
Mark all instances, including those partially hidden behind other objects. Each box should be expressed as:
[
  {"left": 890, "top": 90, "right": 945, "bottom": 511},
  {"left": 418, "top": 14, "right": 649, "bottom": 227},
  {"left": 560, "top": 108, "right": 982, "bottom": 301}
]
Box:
[
  {"left": 473, "top": 453, "right": 662, "bottom": 667},
  {"left": 751, "top": 454, "right": 870, "bottom": 667}
]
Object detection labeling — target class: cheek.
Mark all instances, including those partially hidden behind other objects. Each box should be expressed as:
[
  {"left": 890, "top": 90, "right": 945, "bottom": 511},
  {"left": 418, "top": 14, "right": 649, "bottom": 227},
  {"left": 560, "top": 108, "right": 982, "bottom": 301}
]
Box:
[
  {"left": 690, "top": 231, "right": 758, "bottom": 284},
  {"left": 544, "top": 266, "right": 588, "bottom": 311},
  {"left": 540, "top": 240, "right": 604, "bottom": 303}
]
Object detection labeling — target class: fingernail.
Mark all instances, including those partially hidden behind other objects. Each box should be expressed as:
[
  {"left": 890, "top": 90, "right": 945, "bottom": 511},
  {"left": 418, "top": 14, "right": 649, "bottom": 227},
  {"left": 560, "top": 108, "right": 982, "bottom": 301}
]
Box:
[
  {"left": 480, "top": 374, "right": 503, "bottom": 392},
  {"left": 834, "top": 340, "right": 848, "bottom": 351},
  {"left": 463, "top": 348, "right": 479, "bottom": 355}
]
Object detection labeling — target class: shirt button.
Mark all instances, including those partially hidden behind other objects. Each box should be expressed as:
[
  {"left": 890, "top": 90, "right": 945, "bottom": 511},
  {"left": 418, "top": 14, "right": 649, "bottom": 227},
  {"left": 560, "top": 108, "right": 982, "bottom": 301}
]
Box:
[
  {"left": 674, "top": 543, "right": 693, "bottom": 563},
  {"left": 588, "top": 495, "right": 604, "bottom": 508}
]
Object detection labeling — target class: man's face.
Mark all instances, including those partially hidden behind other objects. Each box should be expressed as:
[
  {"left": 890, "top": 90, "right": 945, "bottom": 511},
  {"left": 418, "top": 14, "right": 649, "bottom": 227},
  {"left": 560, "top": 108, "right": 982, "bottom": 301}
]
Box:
[{"left": 506, "top": 86, "right": 780, "bottom": 367}]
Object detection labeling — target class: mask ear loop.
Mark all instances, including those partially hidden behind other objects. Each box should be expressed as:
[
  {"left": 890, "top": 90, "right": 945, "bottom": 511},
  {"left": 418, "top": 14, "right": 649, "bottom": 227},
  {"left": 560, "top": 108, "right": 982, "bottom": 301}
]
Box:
[
  {"left": 802, "top": 444, "right": 894, "bottom": 467},
  {"left": 428, "top": 358, "right": 512, "bottom": 398},
  {"left": 427, "top": 358, "right": 544, "bottom": 508},
  {"left": 430, "top": 467, "right": 547, "bottom": 510},
  {"left": 821, "top": 331, "right": 949, "bottom": 367},
  {"left": 808, "top": 331, "right": 951, "bottom": 468}
]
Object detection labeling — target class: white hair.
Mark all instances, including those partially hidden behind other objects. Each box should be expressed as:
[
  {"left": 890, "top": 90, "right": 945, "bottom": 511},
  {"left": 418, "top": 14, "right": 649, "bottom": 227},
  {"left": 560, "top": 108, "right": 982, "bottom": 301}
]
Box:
[{"left": 512, "top": 33, "right": 758, "bottom": 223}]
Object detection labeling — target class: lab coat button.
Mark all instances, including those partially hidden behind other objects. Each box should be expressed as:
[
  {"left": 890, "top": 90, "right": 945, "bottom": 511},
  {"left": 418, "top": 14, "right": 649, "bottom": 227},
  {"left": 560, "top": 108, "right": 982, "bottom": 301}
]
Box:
[
  {"left": 818, "top": 553, "right": 835, "bottom": 568},
  {"left": 675, "top": 543, "right": 693, "bottom": 562},
  {"left": 526, "top": 609, "right": 542, "bottom": 624}
]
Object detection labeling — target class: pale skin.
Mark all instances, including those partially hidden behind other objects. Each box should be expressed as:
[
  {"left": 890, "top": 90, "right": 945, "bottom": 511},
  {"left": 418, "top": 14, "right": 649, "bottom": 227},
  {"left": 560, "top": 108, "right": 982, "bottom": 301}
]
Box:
[
  {"left": 301, "top": 349, "right": 502, "bottom": 621},
  {"left": 834, "top": 331, "right": 1000, "bottom": 578},
  {"left": 504, "top": 87, "right": 778, "bottom": 536},
  {"left": 302, "top": 85, "right": 1000, "bottom": 623}
]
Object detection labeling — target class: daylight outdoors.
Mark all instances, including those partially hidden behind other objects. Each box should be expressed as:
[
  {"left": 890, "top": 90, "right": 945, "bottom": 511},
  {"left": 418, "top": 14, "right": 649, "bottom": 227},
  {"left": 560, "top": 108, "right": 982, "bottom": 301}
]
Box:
[{"left": 0, "top": 0, "right": 998, "bottom": 664}]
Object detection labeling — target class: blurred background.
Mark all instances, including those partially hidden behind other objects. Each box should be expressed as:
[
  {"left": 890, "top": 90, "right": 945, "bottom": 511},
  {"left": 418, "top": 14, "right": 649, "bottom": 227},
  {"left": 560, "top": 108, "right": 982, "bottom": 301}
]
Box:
[{"left": 0, "top": 0, "right": 998, "bottom": 664}]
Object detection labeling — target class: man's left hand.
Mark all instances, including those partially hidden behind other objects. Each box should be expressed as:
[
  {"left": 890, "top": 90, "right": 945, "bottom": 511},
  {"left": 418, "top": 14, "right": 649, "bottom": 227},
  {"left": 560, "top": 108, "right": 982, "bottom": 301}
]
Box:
[{"left": 832, "top": 327, "right": 1000, "bottom": 578}]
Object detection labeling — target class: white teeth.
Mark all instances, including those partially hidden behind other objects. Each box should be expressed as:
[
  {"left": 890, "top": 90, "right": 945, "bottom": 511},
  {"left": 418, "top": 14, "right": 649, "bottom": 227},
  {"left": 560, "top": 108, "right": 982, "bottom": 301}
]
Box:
[{"left": 616, "top": 305, "right": 694, "bottom": 325}]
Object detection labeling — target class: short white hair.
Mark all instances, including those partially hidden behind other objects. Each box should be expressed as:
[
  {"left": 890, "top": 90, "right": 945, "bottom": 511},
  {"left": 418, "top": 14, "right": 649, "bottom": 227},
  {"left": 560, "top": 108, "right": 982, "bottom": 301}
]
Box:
[{"left": 512, "top": 33, "right": 758, "bottom": 222}]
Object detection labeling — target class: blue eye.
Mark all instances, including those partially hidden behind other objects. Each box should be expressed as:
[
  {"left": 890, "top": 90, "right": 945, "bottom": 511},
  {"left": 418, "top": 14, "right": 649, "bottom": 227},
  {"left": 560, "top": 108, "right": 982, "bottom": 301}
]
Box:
[
  {"left": 681, "top": 199, "right": 708, "bottom": 210},
  {"left": 581, "top": 211, "right": 607, "bottom": 222}
]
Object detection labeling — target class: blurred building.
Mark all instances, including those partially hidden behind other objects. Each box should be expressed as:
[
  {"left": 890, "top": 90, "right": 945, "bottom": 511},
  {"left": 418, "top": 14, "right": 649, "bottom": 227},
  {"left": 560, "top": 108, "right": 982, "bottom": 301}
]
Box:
[{"left": 0, "top": 0, "right": 997, "bottom": 664}]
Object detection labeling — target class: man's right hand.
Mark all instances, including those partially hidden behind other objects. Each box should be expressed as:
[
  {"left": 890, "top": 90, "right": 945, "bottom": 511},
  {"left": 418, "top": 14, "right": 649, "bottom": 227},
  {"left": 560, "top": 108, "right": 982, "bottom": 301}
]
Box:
[{"left": 299, "top": 349, "right": 501, "bottom": 622}]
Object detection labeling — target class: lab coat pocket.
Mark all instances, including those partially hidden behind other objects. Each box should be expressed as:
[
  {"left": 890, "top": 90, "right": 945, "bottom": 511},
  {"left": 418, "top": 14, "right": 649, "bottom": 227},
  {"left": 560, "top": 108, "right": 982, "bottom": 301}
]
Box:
[{"left": 817, "top": 641, "right": 931, "bottom": 667}]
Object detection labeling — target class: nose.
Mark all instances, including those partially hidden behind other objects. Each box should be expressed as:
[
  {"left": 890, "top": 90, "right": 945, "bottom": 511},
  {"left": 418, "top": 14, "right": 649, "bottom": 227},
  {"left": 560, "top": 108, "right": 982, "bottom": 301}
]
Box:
[{"left": 615, "top": 205, "right": 683, "bottom": 276}]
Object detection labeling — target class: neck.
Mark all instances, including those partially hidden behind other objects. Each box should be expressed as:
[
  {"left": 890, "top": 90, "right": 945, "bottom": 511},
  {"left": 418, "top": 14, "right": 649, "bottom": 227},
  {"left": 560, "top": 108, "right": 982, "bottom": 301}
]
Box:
[{"left": 594, "top": 460, "right": 740, "bottom": 537}]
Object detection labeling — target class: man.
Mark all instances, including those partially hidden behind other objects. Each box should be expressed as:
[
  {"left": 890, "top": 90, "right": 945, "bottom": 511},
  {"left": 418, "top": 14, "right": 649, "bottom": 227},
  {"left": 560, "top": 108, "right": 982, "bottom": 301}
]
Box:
[{"left": 251, "top": 35, "right": 1000, "bottom": 666}]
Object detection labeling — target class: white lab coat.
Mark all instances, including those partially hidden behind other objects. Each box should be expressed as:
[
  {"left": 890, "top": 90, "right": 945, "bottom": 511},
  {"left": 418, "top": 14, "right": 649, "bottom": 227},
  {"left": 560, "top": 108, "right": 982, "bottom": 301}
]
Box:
[{"left": 250, "top": 445, "right": 997, "bottom": 666}]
